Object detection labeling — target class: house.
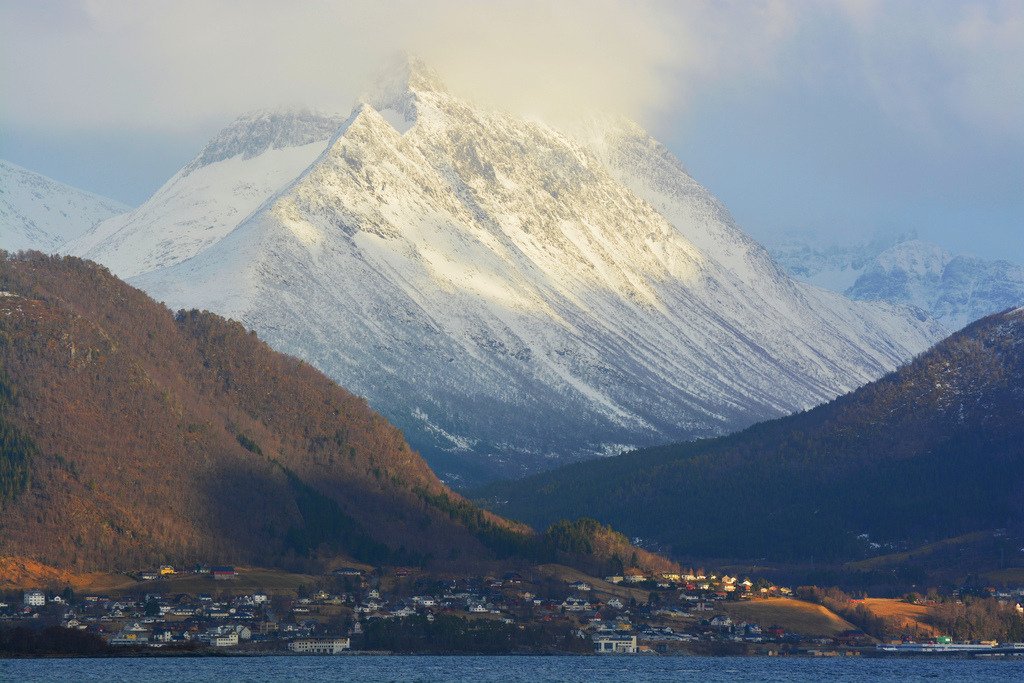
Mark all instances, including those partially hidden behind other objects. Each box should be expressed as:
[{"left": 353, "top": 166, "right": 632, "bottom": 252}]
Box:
[
  {"left": 110, "top": 623, "right": 150, "bottom": 646},
  {"left": 23, "top": 590, "right": 46, "bottom": 607},
  {"left": 332, "top": 567, "right": 363, "bottom": 577},
  {"left": 709, "top": 615, "right": 733, "bottom": 630},
  {"left": 623, "top": 570, "right": 646, "bottom": 584},
  {"left": 159, "top": 565, "right": 175, "bottom": 576},
  {"left": 211, "top": 566, "right": 237, "bottom": 580},
  {"left": 206, "top": 632, "right": 239, "bottom": 647},
  {"left": 593, "top": 631, "right": 638, "bottom": 654},
  {"left": 288, "top": 637, "right": 351, "bottom": 654},
  {"left": 604, "top": 576, "right": 624, "bottom": 584},
  {"left": 562, "top": 597, "right": 591, "bottom": 612}
]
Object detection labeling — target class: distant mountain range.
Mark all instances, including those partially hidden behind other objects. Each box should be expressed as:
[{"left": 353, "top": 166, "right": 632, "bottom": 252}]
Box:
[
  {"left": 477, "top": 307, "right": 1024, "bottom": 566},
  {"left": 37, "top": 55, "right": 943, "bottom": 486},
  {"left": 770, "top": 233, "right": 1024, "bottom": 331},
  {"left": 0, "top": 252, "right": 671, "bottom": 576},
  {"left": 0, "top": 160, "right": 126, "bottom": 253}
]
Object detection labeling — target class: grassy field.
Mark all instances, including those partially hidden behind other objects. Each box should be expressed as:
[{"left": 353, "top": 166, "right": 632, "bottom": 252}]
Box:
[
  {"left": 859, "top": 598, "right": 939, "bottom": 636},
  {"left": 535, "top": 564, "right": 652, "bottom": 603},
  {"left": 0, "top": 557, "right": 317, "bottom": 596},
  {"left": 0, "top": 556, "right": 136, "bottom": 593},
  {"left": 129, "top": 567, "right": 318, "bottom": 596},
  {"left": 719, "top": 598, "right": 857, "bottom": 637}
]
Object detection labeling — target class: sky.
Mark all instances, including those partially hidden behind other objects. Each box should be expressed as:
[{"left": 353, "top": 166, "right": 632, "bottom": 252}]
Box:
[{"left": 1, "top": 0, "right": 1022, "bottom": 261}]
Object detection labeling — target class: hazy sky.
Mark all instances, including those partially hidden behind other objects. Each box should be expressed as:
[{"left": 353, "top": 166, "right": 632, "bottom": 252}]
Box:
[{"left": 2, "top": 0, "right": 1021, "bottom": 261}]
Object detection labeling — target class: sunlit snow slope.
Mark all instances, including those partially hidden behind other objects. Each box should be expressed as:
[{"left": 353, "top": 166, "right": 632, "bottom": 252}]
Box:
[
  {"left": 78, "top": 57, "right": 947, "bottom": 485},
  {"left": 0, "top": 160, "right": 126, "bottom": 253}
]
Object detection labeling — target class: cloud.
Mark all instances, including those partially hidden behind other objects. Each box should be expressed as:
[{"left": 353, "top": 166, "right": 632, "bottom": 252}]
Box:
[
  {"left": 836, "top": 0, "right": 1024, "bottom": 143},
  {"left": 0, "top": 0, "right": 799, "bottom": 132},
  {"left": 0, "top": 0, "right": 1019, "bottom": 145}
]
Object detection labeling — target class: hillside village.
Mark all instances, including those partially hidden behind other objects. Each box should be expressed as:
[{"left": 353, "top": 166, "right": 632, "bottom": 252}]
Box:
[{"left": 5, "top": 564, "right": 1024, "bottom": 656}]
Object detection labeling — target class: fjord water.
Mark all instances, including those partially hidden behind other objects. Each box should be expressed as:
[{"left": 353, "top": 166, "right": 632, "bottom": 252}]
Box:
[{"left": 4, "top": 656, "right": 1024, "bottom": 682}]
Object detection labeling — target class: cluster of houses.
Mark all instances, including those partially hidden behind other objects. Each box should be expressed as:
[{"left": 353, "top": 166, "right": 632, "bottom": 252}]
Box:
[{"left": 0, "top": 565, "right": 886, "bottom": 655}]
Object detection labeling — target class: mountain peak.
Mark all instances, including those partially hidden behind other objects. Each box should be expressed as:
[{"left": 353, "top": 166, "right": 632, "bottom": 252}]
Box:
[
  {"left": 378, "top": 51, "right": 448, "bottom": 95},
  {"left": 359, "top": 52, "right": 448, "bottom": 125},
  {"left": 186, "top": 108, "right": 346, "bottom": 172}
]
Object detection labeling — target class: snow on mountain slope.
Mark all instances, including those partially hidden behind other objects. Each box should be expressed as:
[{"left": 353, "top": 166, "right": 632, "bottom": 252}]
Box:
[
  {"left": 0, "top": 160, "right": 126, "bottom": 253},
  {"left": 848, "top": 240, "right": 1024, "bottom": 330},
  {"left": 117, "top": 57, "right": 947, "bottom": 485},
  {"left": 66, "top": 109, "right": 345, "bottom": 278},
  {"left": 772, "top": 234, "right": 1024, "bottom": 330},
  {"left": 767, "top": 230, "right": 914, "bottom": 292}
]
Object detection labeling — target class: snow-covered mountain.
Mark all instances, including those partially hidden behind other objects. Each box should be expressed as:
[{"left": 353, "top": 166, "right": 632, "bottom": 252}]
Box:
[
  {"left": 0, "top": 160, "right": 126, "bottom": 253},
  {"left": 848, "top": 241, "right": 1024, "bottom": 330},
  {"left": 771, "top": 234, "right": 1024, "bottom": 330},
  {"left": 767, "top": 230, "right": 915, "bottom": 292},
  {"left": 65, "top": 109, "right": 345, "bottom": 278},
  {"left": 72, "top": 56, "right": 946, "bottom": 484}
]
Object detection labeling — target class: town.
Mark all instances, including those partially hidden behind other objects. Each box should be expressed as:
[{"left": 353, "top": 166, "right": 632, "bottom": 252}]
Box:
[{"left": 4, "top": 564, "right": 1024, "bottom": 656}]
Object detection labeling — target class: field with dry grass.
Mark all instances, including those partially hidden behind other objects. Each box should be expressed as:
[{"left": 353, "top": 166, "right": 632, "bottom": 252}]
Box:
[
  {"left": 0, "top": 556, "right": 318, "bottom": 596},
  {"left": 859, "top": 598, "right": 939, "bottom": 636},
  {"left": 719, "top": 598, "right": 857, "bottom": 637},
  {"left": 0, "top": 556, "right": 135, "bottom": 593},
  {"left": 535, "top": 564, "right": 651, "bottom": 602}
]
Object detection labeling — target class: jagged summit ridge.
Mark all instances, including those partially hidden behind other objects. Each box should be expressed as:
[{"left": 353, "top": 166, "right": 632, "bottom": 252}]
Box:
[
  {"left": 186, "top": 108, "right": 346, "bottom": 172},
  {"left": 66, "top": 109, "right": 344, "bottom": 278},
  {"left": 772, "top": 234, "right": 1024, "bottom": 330},
  {"left": 358, "top": 53, "right": 452, "bottom": 134}
]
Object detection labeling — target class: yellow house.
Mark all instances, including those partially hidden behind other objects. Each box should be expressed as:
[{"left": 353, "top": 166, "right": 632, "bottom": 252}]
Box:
[{"left": 159, "top": 565, "right": 175, "bottom": 576}]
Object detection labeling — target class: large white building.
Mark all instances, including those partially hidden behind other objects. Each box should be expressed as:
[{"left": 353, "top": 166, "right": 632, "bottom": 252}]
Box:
[
  {"left": 288, "top": 637, "right": 351, "bottom": 654},
  {"left": 593, "top": 632, "right": 638, "bottom": 654},
  {"left": 23, "top": 590, "right": 45, "bottom": 607}
]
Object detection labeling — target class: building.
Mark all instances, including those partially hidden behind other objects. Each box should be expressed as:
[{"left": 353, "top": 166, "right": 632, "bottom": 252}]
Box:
[
  {"left": 23, "top": 590, "right": 46, "bottom": 607},
  {"left": 209, "top": 632, "right": 239, "bottom": 647},
  {"left": 288, "top": 637, "right": 351, "bottom": 654},
  {"left": 110, "top": 623, "right": 151, "bottom": 646},
  {"left": 593, "top": 632, "right": 638, "bottom": 654},
  {"left": 159, "top": 565, "right": 175, "bottom": 575},
  {"left": 211, "top": 566, "right": 237, "bottom": 580},
  {"left": 332, "top": 567, "right": 363, "bottom": 577}
]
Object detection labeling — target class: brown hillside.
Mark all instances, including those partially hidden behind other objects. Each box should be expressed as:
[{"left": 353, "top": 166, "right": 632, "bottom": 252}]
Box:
[{"left": 0, "top": 252, "right": 532, "bottom": 571}]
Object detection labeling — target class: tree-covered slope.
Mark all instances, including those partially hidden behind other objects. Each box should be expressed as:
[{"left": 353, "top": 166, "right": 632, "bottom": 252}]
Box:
[
  {"left": 0, "top": 251, "right": 535, "bottom": 571},
  {"left": 478, "top": 307, "right": 1024, "bottom": 563}
]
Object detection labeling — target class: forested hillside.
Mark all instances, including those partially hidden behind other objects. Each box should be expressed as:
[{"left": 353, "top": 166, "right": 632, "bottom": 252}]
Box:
[
  {"left": 478, "top": 307, "right": 1024, "bottom": 564},
  {"left": 0, "top": 252, "right": 671, "bottom": 575},
  {"left": 0, "top": 253, "right": 507, "bottom": 570}
]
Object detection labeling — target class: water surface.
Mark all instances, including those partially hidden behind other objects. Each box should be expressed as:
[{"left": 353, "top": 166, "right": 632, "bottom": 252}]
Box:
[{"left": 4, "top": 654, "right": 1023, "bottom": 682}]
